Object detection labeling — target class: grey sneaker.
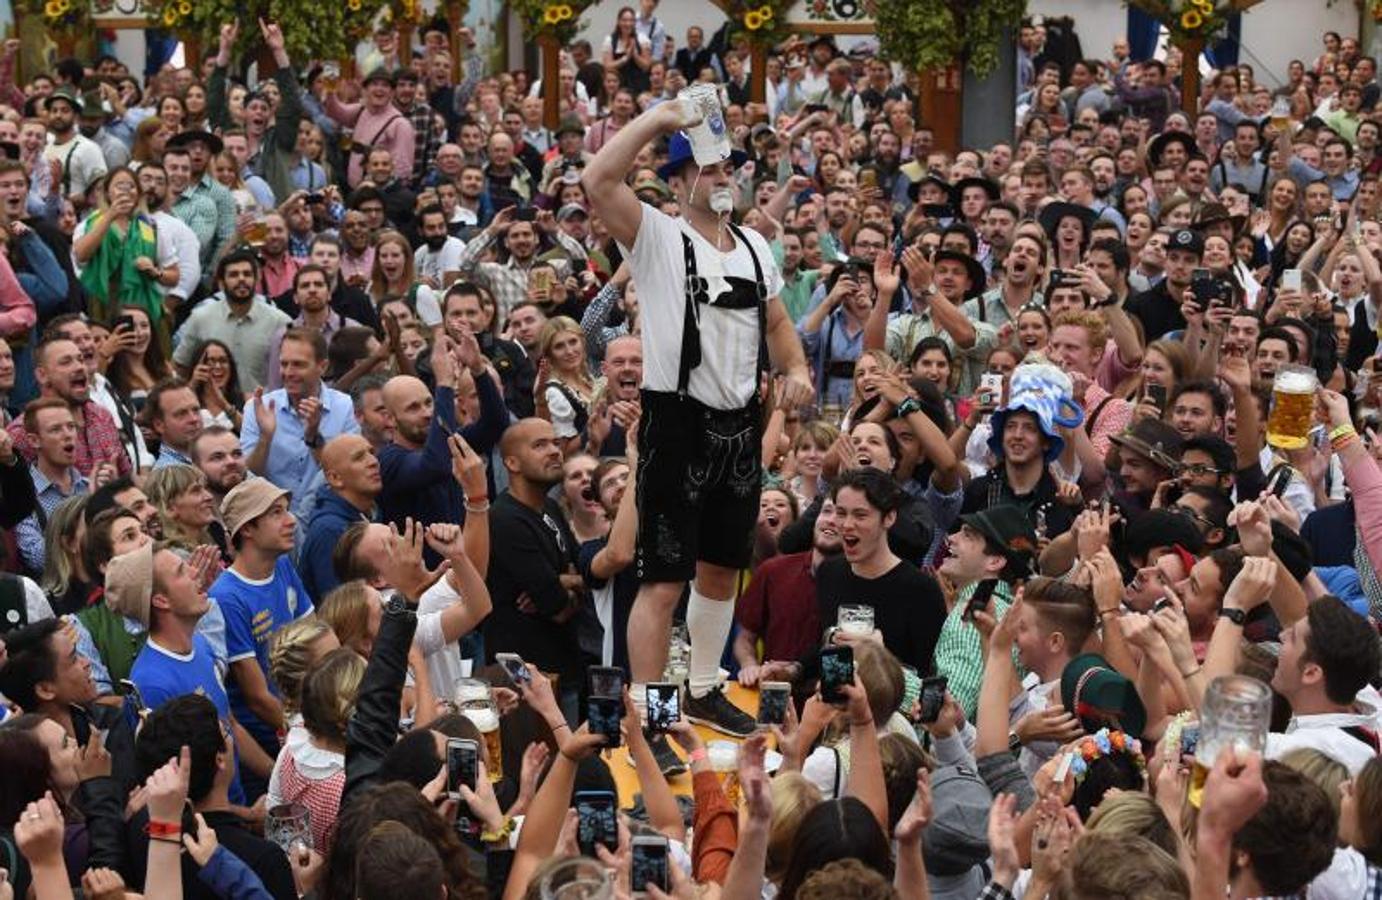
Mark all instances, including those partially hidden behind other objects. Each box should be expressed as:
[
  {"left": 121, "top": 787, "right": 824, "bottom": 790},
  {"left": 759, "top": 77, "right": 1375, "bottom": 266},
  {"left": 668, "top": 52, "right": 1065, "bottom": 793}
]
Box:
[
  {"left": 647, "top": 732, "right": 687, "bottom": 776},
  {"left": 683, "top": 683, "right": 755, "bottom": 738}
]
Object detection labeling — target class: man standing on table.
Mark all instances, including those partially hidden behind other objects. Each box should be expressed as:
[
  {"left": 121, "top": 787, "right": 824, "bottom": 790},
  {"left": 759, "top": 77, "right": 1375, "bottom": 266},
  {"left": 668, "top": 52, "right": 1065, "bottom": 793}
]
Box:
[{"left": 583, "top": 99, "right": 814, "bottom": 751}]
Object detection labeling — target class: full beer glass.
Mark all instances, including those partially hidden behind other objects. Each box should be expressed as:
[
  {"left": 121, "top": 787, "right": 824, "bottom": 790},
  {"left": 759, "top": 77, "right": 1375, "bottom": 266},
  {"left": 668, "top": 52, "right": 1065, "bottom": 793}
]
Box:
[
  {"left": 456, "top": 678, "right": 503, "bottom": 782},
  {"left": 1266, "top": 364, "right": 1317, "bottom": 450}
]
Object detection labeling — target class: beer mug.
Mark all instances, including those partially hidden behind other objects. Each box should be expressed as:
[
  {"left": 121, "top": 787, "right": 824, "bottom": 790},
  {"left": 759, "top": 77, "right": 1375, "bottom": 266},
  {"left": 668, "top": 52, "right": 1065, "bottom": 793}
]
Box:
[
  {"left": 321, "top": 62, "right": 340, "bottom": 94},
  {"left": 1266, "top": 364, "right": 1318, "bottom": 450},
  {"left": 1269, "top": 95, "right": 1292, "bottom": 134},
  {"left": 264, "top": 802, "right": 313, "bottom": 855},
  {"left": 1189, "top": 675, "right": 1272, "bottom": 807},
  {"left": 837, "top": 604, "right": 875, "bottom": 637},
  {"left": 540, "top": 858, "right": 613, "bottom": 900},
  {"left": 456, "top": 678, "right": 503, "bottom": 782},
  {"left": 244, "top": 217, "right": 269, "bottom": 247},
  {"left": 677, "top": 83, "right": 731, "bottom": 167}
]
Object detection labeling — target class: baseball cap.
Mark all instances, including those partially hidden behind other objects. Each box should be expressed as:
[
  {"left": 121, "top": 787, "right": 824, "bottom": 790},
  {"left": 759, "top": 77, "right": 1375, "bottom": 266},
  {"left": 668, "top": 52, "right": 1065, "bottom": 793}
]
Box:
[
  {"left": 556, "top": 203, "right": 589, "bottom": 221},
  {"left": 1167, "top": 228, "right": 1205, "bottom": 257},
  {"left": 222, "top": 479, "right": 291, "bottom": 539}
]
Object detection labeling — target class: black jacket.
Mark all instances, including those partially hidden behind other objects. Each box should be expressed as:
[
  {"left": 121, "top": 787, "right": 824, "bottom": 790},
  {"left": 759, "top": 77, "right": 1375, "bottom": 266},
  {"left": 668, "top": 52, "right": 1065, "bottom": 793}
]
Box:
[
  {"left": 779, "top": 492, "right": 933, "bottom": 565},
  {"left": 343, "top": 602, "right": 416, "bottom": 805}
]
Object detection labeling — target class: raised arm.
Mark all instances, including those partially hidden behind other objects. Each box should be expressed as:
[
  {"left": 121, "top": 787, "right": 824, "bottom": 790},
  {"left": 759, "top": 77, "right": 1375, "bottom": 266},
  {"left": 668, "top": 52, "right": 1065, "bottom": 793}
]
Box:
[{"left": 583, "top": 102, "right": 692, "bottom": 249}]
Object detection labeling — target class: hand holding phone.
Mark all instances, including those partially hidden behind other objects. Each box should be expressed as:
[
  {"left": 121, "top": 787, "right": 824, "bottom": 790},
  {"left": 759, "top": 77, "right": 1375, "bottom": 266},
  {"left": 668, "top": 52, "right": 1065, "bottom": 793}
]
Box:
[
  {"left": 446, "top": 738, "right": 479, "bottom": 799},
  {"left": 919, "top": 676, "right": 948, "bottom": 724},
  {"left": 587, "top": 696, "right": 623, "bottom": 748},
  {"left": 631, "top": 835, "right": 671, "bottom": 896},
  {"left": 819, "top": 646, "right": 854, "bottom": 705},
  {"left": 757, "top": 681, "right": 791, "bottom": 726},
  {"left": 574, "top": 791, "right": 619, "bottom": 857},
  {"left": 645, "top": 684, "right": 680, "bottom": 734}
]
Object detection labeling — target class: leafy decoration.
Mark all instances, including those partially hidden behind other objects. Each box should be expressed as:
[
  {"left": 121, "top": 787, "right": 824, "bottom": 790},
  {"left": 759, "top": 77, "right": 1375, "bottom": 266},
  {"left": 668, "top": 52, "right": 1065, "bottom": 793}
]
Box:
[
  {"left": 724, "top": 0, "right": 794, "bottom": 49},
  {"left": 1128, "top": 0, "right": 1235, "bottom": 43},
  {"left": 874, "top": 0, "right": 1027, "bottom": 77},
  {"left": 24, "top": 0, "right": 90, "bottom": 41},
  {"left": 512, "top": 0, "right": 596, "bottom": 45}
]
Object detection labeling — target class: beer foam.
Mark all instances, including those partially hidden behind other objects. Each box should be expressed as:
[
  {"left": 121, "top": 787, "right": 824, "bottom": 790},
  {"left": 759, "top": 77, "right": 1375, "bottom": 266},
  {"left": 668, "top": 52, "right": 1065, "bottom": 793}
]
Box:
[{"left": 465, "top": 708, "right": 499, "bottom": 731}]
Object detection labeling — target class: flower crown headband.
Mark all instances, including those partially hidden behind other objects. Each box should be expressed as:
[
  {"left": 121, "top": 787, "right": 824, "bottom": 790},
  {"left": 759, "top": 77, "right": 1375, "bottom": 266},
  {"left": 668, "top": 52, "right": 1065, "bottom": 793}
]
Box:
[{"left": 1068, "top": 727, "right": 1146, "bottom": 784}]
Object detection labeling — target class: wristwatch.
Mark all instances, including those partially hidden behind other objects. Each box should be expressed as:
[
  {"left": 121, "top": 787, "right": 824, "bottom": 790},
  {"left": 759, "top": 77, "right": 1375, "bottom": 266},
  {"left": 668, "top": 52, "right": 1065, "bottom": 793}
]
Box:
[
  {"left": 1218, "top": 606, "right": 1247, "bottom": 626},
  {"left": 384, "top": 593, "right": 409, "bottom": 616},
  {"left": 895, "top": 396, "right": 921, "bottom": 418},
  {"left": 1008, "top": 731, "right": 1022, "bottom": 754},
  {"left": 305, "top": 432, "right": 323, "bottom": 450}
]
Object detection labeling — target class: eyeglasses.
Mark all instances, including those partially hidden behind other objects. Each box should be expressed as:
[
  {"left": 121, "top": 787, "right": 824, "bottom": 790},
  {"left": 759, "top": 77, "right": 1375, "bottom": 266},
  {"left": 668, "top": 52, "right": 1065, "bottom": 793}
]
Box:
[
  {"left": 1179, "top": 462, "right": 1224, "bottom": 477},
  {"left": 203, "top": 357, "right": 229, "bottom": 368},
  {"left": 1170, "top": 504, "right": 1216, "bottom": 530}
]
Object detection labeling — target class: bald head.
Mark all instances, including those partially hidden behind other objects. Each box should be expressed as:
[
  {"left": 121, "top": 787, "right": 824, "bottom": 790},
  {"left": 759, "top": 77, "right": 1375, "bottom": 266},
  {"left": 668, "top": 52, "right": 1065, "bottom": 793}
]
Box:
[
  {"left": 382, "top": 375, "right": 434, "bottom": 447},
  {"left": 499, "top": 418, "right": 564, "bottom": 486},
  {"left": 321, "top": 433, "right": 381, "bottom": 503}
]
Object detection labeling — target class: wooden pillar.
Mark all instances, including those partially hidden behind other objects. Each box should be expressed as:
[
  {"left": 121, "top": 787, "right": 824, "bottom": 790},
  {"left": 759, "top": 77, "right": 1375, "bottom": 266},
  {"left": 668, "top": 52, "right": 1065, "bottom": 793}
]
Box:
[
  {"left": 1178, "top": 36, "right": 1204, "bottom": 115},
  {"left": 750, "top": 44, "right": 766, "bottom": 105},
  {"left": 539, "top": 32, "right": 560, "bottom": 130},
  {"left": 919, "top": 63, "right": 963, "bottom": 153},
  {"left": 184, "top": 34, "right": 203, "bottom": 71},
  {"left": 447, "top": 0, "right": 465, "bottom": 84},
  {"left": 399, "top": 23, "right": 415, "bottom": 65}
]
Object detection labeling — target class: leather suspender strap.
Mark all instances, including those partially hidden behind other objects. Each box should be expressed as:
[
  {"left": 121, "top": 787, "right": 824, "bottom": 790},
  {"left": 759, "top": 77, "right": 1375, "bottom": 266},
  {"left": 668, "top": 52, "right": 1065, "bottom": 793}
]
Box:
[{"left": 727, "top": 222, "right": 769, "bottom": 377}]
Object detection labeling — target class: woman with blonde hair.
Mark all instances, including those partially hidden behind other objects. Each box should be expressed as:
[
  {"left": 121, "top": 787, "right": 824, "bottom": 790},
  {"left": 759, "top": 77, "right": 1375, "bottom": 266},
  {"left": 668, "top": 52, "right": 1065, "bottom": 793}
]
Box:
[
  {"left": 143, "top": 463, "right": 226, "bottom": 559},
  {"left": 269, "top": 616, "right": 341, "bottom": 721},
  {"left": 535, "top": 316, "right": 596, "bottom": 453},
  {"left": 267, "top": 647, "right": 365, "bottom": 853},
  {"left": 1280, "top": 747, "right": 1349, "bottom": 820},
  {"left": 316, "top": 580, "right": 383, "bottom": 660},
  {"left": 211, "top": 151, "right": 261, "bottom": 216},
  {"left": 766, "top": 772, "right": 824, "bottom": 886},
  {"left": 38, "top": 495, "right": 91, "bottom": 615},
  {"left": 1119, "top": 338, "right": 1193, "bottom": 416},
  {"left": 370, "top": 230, "right": 440, "bottom": 328},
  {"left": 841, "top": 349, "right": 896, "bottom": 429},
  {"left": 784, "top": 421, "right": 840, "bottom": 511}
]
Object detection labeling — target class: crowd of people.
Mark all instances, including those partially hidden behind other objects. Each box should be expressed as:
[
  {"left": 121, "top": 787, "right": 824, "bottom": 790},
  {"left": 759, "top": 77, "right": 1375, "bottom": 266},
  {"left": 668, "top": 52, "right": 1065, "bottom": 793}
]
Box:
[{"left": 0, "top": 3, "right": 1379, "bottom": 898}]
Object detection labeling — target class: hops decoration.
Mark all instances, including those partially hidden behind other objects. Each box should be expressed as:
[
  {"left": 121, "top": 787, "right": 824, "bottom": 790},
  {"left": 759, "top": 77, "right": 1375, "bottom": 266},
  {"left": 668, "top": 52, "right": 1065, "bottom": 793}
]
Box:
[
  {"left": 875, "top": 0, "right": 1025, "bottom": 78},
  {"left": 515, "top": 0, "right": 591, "bottom": 43}
]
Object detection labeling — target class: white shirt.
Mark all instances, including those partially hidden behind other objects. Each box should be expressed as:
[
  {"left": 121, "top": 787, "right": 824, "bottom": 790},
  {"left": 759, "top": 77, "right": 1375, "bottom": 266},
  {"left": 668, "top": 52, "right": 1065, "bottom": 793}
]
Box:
[
  {"left": 416, "top": 575, "right": 479, "bottom": 691},
  {"left": 71, "top": 213, "right": 178, "bottom": 280},
  {"left": 414, "top": 238, "right": 466, "bottom": 289},
  {"left": 151, "top": 210, "right": 202, "bottom": 300},
  {"left": 1266, "top": 685, "right": 1382, "bottom": 774},
  {"left": 45, "top": 134, "right": 107, "bottom": 197},
  {"left": 622, "top": 204, "right": 783, "bottom": 410}
]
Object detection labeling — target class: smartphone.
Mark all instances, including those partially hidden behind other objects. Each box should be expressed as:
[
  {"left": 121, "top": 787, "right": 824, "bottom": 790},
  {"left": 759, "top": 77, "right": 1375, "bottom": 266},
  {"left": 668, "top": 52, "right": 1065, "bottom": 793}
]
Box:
[
  {"left": 859, "top": 168, "right": 878, "bottom": 190},
  {"left": 587, "top": 696, "right": 623, "bottom": 748},
  {"left": 588, "top": 666, "right": 625, "bottom": 700},
  {"left": 919, "top": 675, "right": 949, "bottom": 724},
  {"left": 69, "top": 703, "right": 92, "bottom": 747},
  {"left": 819, "top": 645, "right": 854, "bottom": 705},
  {"left": 445, "top": 738, "right": 479, "bottom": 798},
  {"left": 979, "top": 372, "right": 1003, "bottom": 406},
  {"left": 757, "top": 681, "right": 791, "bottom": 727},
  {"left": 530, "top": 267, "right": 554, "bottom": 293},
  {"left": 112, "top": 313, "right": 136, "bottom": 334},
  {"left": 1281, "top": 268, "right": 1302, "bottom": 292},
  {"left": 574, "top": 790, "right": 619, "bottom": 857},
  {"left": 1048, "top": 268, "right": 1068, "bottom": 288},
  {"left": 630, "top": 835, "right": 671, "bottom": 896},
  {"left": 1179, "top": 721, "right": 1201, "bottom": 757},
  {"left": 305, "top": 192, "right": 325, "bottom": 204},
  {"left": 496, "top": 652, "right": 531, "bottom": 687},
  {"left": 964, "top": 578, "right": 999, "bottom": 622},
  {"left": 803, "top": 103, "right": 828, "bottom": 114},
  {"left": 1146, "top": 382, "right": 1169, "bottom": 411},
  {"left": 644, "top": 683, "right": 680, "bottom": 734},
  {"left": 1268, "top": 465, "right": 1293, "bottom": 498},
  {"left": 118, "top": 678, "right": 147, "bottom": 712},
  {"left": 514, "top": 207, "right": 538, "bottom": 222},
  {"left": 921, "top": 203, "right": 953, "bottom": 219},
  {"left": 1190, "top": 267, "right": 1216, "bottom": 305}
]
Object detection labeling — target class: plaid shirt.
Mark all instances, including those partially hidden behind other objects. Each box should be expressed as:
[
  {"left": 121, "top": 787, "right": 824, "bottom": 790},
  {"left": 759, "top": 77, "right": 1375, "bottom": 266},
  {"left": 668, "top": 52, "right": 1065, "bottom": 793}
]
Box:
[
  {"left": 1081, "top": 381, "right": 1134, "bottom": 460},
  {"left": 455, "top": 227, "right": 588, "bottom": 320},
  {"left": 934, "top": 579, "right": 1015, "bottom": 719},
  {"left": 977, "top": 882, "right": 1016, "bottom": 900},
  {"left": 400, "top": 100, "right": 443, "bottom": 187},
  {"left": 182, "top": 174, "right": 237, "bottom": 270},
  {"left": 6, "top": 400, "right": 132, "bottom": 478},
  {"left": 170, "top": 188, "right": 221, "bottom": 270}
]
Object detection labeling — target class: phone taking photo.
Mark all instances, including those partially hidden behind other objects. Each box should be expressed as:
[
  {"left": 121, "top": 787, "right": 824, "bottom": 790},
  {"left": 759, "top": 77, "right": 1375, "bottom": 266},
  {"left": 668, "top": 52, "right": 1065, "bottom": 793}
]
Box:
[
  {"left": 919, "top": 676, "right": 948, "bottom": 724},
  {"left": 588, "top": 666, "right": 625, "bottom": 700},
  {"left": 574, "top": 790, "right": 619, "bottom": 857},
  {"left": 587, "top": 696, "right": 623, "bottom": 748},
  {"left": 645, "top": 683, "right": 680, "bottom": 734},
  {"left": 631, "top": 835, "right": 671, "bottom": 896},
  {"left": 757, "top": 681, "right": 791, "bottom": 727},
  {"left": 963, "top": 579, "right": 998, "bottom": 622},
  {"left": 446, "top": 738, "right": 479, "bottom": 799},
  {"left": 496, "top": 652, "right": 531, "bottom": 687},
  {"left": 819, "top": 646, "right": 854, "bottom": 705}
]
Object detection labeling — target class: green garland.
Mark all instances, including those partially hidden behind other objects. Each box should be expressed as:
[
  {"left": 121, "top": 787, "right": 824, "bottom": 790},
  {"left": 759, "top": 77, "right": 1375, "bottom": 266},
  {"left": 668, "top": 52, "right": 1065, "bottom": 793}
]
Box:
[
  {"left": 26, "top": 0, "right": 90, "bottom": 42},
  {"left": 512, "top": 0, "right": 595, "bottom": 45},
  {"left": 874, "top": 0, "right": 1027, "bottom": 77},
  {"left": 725, "top": 0, "right": 794, "bottom": 50}
]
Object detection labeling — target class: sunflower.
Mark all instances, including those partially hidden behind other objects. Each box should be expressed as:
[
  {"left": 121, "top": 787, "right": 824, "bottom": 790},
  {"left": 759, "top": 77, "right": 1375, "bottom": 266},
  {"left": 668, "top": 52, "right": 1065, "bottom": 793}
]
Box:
[
  {"left": 43, "top": 0, "right": 60, "bottom": 16},
  {"left": 177, "top": 1, "right": 191, "bottom": 14},
  {"left": 760, "top": 4, "right": 773, "bottom": 19},
  {"left": 1180, "top": 8, "right": 1203, "bottom": 29},
  {"left": 1191, "top": 0, "right": 1212, "bottom": 13},
  {"left": 348, "top": 0, "right": 362, "bottom": 10},
  {"left": 542, "top": 5, "right": 559, "bottom": 23},
  {"left": 744, "top": 9, "right": 763, "bottom": 29},
  {"left": 162, "top": 5, "right": 177, "bottom": 24},
  {"left": 556, "top": 4, "right": 572, "bottom": 19},
  {"left": 54, "top": 0, "right": 69, "bottom": 12}
]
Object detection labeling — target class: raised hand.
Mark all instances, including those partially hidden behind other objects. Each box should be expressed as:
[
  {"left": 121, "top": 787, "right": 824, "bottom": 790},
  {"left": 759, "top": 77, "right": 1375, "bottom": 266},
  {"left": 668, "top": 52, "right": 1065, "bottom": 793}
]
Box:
[
  {"left": 448, "top": 434, "right": 488, "bottom": 501},
  {"left": 252, "top": 387, "right": 277, "bottom": 437},
  {"left": 181, "top": 811, "right": 220, "bottom": 866},
  {"left": 219, "top": 21, "right": 239, "bottom": 51},
  {"left": 189, "top": 544, "right": 223, "bottom": 592},
  {"left": 145, "top": 745, "right": 191, "bottom": 822},
  {"left": 258, "top": 18, "right": 285, "bottom": 54},
  {"left": 893, "top": 768, "right": 933, "bottom": 843}
]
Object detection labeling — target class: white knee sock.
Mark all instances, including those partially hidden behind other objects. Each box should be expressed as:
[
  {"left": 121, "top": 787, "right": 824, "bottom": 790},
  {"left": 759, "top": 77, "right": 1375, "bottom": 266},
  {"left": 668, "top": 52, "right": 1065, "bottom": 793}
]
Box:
[
  {"left": 631, "top": 682, "right": 649, "bottom": 725},
  {"left": 686, "top": 586, "right": 734, "bottom": 699}
]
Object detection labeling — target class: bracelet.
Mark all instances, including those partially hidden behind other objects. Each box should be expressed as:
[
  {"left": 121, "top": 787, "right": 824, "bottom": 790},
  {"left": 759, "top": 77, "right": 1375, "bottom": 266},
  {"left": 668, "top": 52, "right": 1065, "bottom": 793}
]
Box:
[
  {"left": 547, "top": 720, "right": 571, "bottom": 732},
  {"left": 1329, "top": 423, "right": 1357, "bottom": 442},
  {"left": 149, "top": 835, "right": 183, "bottom": 846},
  {"left": 146, "top": 819, "right": 182, "bottom": 838},
  {"left": 465, "top": 500, "right": 491, "bottom": 514},
  {"left": 1098, "top": 607, "right": 1119, "bottom": 619},
  {"left": 687, "top": 747, "right": 708, "bottom": 764},
  {"left": 1180, "top": 665, "right": 1202, "bottom": 680}
]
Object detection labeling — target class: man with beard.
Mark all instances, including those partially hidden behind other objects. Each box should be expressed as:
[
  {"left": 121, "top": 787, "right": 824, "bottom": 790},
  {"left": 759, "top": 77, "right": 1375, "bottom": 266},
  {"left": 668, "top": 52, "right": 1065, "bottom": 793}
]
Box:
[
  {"left": 14, "top": 399, "right": 88, "bottom": 575},
  {"left": 173, "top": 250, "right": 292, "bottom": 393},
  {"left": 485, "top": 418, "right": 586, "bottom": 720},
  {"left": 254, "top": 212, "right": 300, "bottom": 299},
  {"left": 300, "top": 434, "right": 381, "bottom": 601},
  {"left": 963, "top": 232, "right": 1046, "bottom": 331},
  {"left": 286, "top": 234, "right": 379, "bottom": 330},
  {"left": 414, "top": 205, "right": 464, "bottom": 289},
  {"left": 506, "top": 302, "right": 548, "bottom": 364},
  {"left": 578, "top": 452, "right": 641, "bottom": 687},
  {"left": 163, "top": 143, "right": 230, "bottom": 281},
  {"left": 241, "top": 328, "right": 358, "bottom": 521},
  {"left": 44, "top": 314, "right": 147, "bottom": 469},
  {"left": 362, "top": 147, "right": 417, "bottom": 229},
  {"left": 190, "top": 425, "right": 246, "bottom": 512},
  {"left": 868, "top": 246, "right": 986, "bottom": 393},
  {"left": 41, "top": 87, "right": 106, "bottom": 207},
  {"left": 732, "top": 497, "right": 841, "bottom": 688},
  {"left": 350, "top": 374, "right": 395, "bottom": 451},
  {"left": 584, "top": 101, "right": 813, "bottom": 742},
  {"left": 1060, "top": 165, "right": 1125, "bottom": 234},
  {"left": 1127, "top": 228, "right": 1202, "bottom": 341},
  {"left": 7, "top": 336, "right": 132, "bottom": 478},
  {"left": 587, "top": 335, "right": 642, "bottom": 457},
  {"left": 136, "top": 161, "right": 201, "bottom": 311},
  {"left": 378, "top": 334, "right": 505, "bottom": 558}
]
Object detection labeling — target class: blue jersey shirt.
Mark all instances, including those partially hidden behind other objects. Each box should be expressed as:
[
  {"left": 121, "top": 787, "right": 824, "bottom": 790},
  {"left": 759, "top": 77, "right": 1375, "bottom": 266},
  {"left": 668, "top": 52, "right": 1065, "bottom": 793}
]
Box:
[
  {"left": 210, "top": 556, "right": 312, "bottom": 750},
  {"left": 130, "top": 633, "right": 245, "bottom": 804}
]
